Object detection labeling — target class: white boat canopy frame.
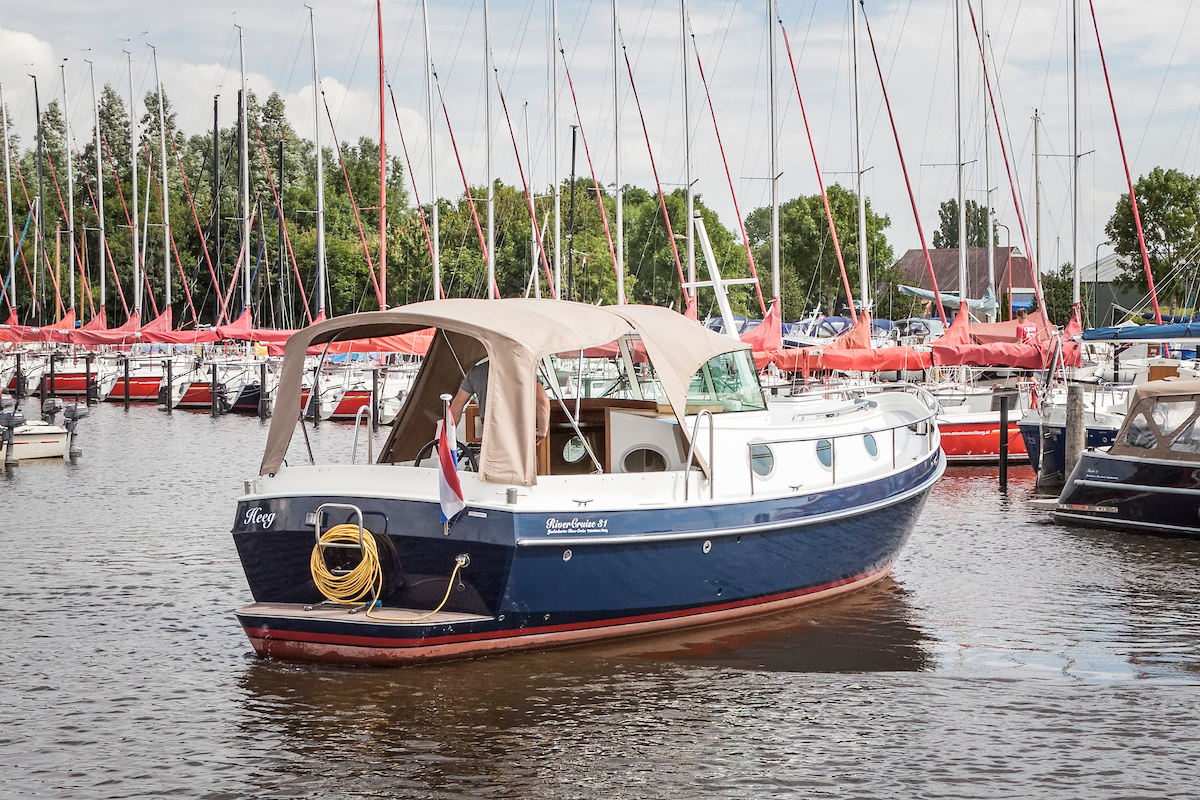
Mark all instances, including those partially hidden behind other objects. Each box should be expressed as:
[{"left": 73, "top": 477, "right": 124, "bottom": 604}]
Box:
[{"left": 260, "top": 298, "right": 751, "bottom": 485}]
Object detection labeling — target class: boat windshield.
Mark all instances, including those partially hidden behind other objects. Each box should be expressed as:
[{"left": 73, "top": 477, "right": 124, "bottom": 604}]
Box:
[
  {"left": 547, "top": 339, "right": 762, "bottom": 413},
  {"left": 686, "top": 350, "right": 765, "bottom": 413}
]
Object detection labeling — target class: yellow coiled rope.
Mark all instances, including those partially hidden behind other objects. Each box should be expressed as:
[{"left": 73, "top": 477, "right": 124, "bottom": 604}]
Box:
[
  {"left": 310, "top": 523, "right": 383, "bottom": 605},
  {"left": 310, "top": 523, "right": 466, "bottom": 622}
]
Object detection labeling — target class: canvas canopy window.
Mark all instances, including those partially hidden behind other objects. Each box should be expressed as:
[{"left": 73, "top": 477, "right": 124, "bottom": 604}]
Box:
[{"left": 1110, "top": 379, "right": 1200, "bottom": 461}]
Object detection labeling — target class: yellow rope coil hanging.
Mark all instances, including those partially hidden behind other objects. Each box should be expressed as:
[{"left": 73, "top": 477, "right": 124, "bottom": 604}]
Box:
[
  {"left": 311, "top": 524, "right": 467, "bottom": 622},
  {"left": 310, "top": 523, "right": 383, "bottom": 605}
]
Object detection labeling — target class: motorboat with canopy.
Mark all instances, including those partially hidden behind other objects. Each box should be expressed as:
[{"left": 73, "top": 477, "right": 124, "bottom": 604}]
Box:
[
  {"left": 233, "top": 298, "right": 945, "bottom": 664},
  {"left": 1055, "top": 378, "right": 1200, "bottom": 536}
]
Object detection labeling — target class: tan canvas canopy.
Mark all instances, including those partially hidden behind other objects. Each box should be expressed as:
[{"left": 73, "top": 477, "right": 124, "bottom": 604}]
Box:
[
  {"left": 1109, "top": 378, "right": 1200, "bottom": 461},
  {"left": 260, "top": 298, "right": 750, "bottom": 485}
]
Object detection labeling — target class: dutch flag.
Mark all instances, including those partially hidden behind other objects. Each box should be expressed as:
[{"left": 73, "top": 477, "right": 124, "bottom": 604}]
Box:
[{"left": 438, "top": 398, "right": 466, "bottom": 523}]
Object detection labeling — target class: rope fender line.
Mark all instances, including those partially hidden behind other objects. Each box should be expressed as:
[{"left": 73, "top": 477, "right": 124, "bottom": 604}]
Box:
[{"left": 310, "top": 523, "right": 469, "bottom": 622}]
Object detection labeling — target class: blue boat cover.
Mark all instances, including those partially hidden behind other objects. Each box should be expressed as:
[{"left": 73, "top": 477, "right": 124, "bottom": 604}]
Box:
[{"left": 1083, "top": 322, "right": 1200, "bottom": 340}]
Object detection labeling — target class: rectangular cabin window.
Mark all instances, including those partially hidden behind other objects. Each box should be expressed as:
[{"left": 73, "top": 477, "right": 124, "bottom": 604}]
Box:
[{"left": 686, "top": 351, "right": 765, "bottom": 413}]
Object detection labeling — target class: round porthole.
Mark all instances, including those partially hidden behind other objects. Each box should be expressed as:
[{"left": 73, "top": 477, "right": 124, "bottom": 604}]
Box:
[
  {"left": 864, "top": 433, "right": 878, "bottom": 458},
  {"left": 816, "top": 439, "right": 833, "bottom": 468},
  {"left": 749, "top": 442, "right": 774, "bottom": 477},
  {"left": 622, "top": 447, "right": 668, "bottom": 473},
  {"left": 563, "top": 435, "right": 588, "bottom": 463}
]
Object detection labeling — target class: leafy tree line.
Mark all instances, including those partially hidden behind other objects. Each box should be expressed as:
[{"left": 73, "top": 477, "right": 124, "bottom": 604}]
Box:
[{"left": 1, "top": 88, "right": 918, "bottom": 328}]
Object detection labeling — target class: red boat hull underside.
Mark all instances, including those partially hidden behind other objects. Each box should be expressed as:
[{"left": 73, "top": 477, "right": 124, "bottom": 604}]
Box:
[
  {"left": 940, "top": 420, "right": 1028, "bottom": 463},
  {"left": 177, "top": 383, "right": 214, "bottom": 407},
  {"left": 107, "top": 376, "right": 162, "bottom": 402},
  {"left": 241, "top": 565, "right": 890, "bottom": 665},
  {"left": 46, "top": 374, "right": 94, "bottom": 395},
  {"left": 329, "top": 390, "right": 372, "bottom": 419}
]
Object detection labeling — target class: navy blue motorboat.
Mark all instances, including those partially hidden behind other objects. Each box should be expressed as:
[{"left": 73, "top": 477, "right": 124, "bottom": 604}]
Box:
[
  {"left": 232, "top": 299, "right": 945, "bottom": 664},
  {"left": 1055, "top": 379, "right": 1200, "bottom": 535}
]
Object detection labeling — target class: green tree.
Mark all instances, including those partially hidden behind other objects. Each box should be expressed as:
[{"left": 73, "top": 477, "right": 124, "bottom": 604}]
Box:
[
  {"left": 746, "top": 183, "right": 893, "bottom": 320},
  {"left": 1039, "top": 263, "right": 1090, "bottom": 327},
  {"left": 932, "top": 197, "right": 994, "bottom": 249},
  {"left": 1106, "top": 167, "right": 1200, "bottom": 307}
]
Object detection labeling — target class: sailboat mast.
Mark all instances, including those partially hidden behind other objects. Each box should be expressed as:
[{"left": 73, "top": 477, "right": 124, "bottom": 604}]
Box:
[
  {"left": 851, "top": 0, "right": 870, "bottom": 316},
  {"left": 1, "top": 85, "right": 15, "bottom": 313},
  {"left": 982, "top": 0, "right": 995, "bottom": 321},
  {"left": 551, "top": 0, "right": 561, "bottom": 298},
  {"left": 955, "top": 0, "right": 967, "bottom": 311},
  {"left": 422, "top": 0, "right": 440, "bottom": 298},
  {"left": 1034, "top": 109, "right": 1041, "bottom": 278},
  {"left": 33, "top": 75, "right": 43, "bottom": 323},
  {"left": 525, "top": 101, "right": 539, "bottom": 298},
  {"left": 1071, "top": 0, "right": 1080, "bottom": 312},
  {"left": 768, "top": 0, "right": 780, "bottom": 308},
  {"left": 308, "top": 8, "right": 326, "bottom": 319},
  {"left": 484, "top": 0, "right": 495, "bottom": 298},
  {"left": 126, "top": 53, "right": 140, "bottom": 319},
  {"left": 88, "top": 63, "right": 105, "bottom": 313},
  {"left": 62, "top": 62, "right": 76, "bottom": 314},
  {"left": 681, "top": 0, "right": 695, "bottom": 293},
  {"left": 152, "top": 47, "right": 170, "bottom": 316},
  {"left": 612, "top": 0, "right": 624, "bottom": 303},
  {"left": 376, "top": 0, "right": 387, "bottom": 309},
  {"left": 238, "top": 28, "right": 250, "bottom": 314}
]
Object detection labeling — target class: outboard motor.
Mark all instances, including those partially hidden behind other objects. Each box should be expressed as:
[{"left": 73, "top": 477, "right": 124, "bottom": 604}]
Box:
[
  {"left": 1, "top": 407, "right": 26, "bottom": 466},
  {"left": 42, "top": 397, "right": 65, "bottom": 424},
  {"left": 63, "top": 403, "right": 88, "bottom": 458}
]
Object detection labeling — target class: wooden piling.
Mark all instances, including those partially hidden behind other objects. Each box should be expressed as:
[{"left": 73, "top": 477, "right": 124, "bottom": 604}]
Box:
[{"left": 1065, "top": 384, "right": 1086, "bottom": 479}]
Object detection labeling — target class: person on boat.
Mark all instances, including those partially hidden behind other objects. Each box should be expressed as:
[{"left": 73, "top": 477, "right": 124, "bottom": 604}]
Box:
[
  {"left": 450, "top": 358, "right": 551, "bottom": 443},
  {"left": 1015, "top": 308, "right": 1038, "bottom": 344}
]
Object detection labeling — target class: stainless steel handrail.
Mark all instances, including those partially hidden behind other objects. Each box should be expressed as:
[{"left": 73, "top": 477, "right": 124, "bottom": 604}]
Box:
[
  {"left": 784, "top": 381, "right": 941, "bottom": 416},
  {"left": 350, "top": 404, "right": 374, "bottom": 465},
  {"left": 684, "top": 409, "right": 714, "bottom": 501},
  {"left": 313, "top": 502, "right": 366, "bottom": 552}
]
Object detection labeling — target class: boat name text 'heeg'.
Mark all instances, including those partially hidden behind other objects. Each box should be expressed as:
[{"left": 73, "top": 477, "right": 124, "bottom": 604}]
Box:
[
  {"left": 546, "top": 517, "right": 608, "bottom": 535},
  {"left": 244, "top": 506, "right": 277, "bottom": 529}
]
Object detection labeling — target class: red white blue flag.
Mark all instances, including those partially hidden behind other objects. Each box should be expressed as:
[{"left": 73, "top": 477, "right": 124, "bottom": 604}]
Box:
[{"left": 438, "top": 403, "right": 465, "bottom": 522}]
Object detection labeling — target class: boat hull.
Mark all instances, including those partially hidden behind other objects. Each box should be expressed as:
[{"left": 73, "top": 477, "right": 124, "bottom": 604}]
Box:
[
  {"left": 1054, "top": 450, "right": 1200, "bottom": 537},
  {"left": 329, "top": 389, "right": 372, "bottom": 419},
  {"left": 938, "top": 418, "right": 1028, "bottom": 463},
  {"left": 238, "top": 567, "right": 893, "bottom": 665},
  {"left": 46, "top": 373, "right": 94, "bottom": 396},
  {"left": 1018, "top": 421, "right": 1119, "bottom": 477},
  {"left": 107, "top": 375, "right": 163, "bottom": 403},
  {"left": 232, "top": 452, "right": 942, "bottom": 664},
  {"left": 1, "top": 425, "right": 68, "bottom": 460}
]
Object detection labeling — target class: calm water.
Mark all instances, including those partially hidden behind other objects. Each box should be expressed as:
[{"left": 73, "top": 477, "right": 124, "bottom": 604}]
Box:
[{"left": 4, "top": 400, "right": 1200, "bottom": 798}]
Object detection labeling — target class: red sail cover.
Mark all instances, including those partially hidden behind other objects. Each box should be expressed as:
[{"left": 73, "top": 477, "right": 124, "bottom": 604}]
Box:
[
  {"left": 80, "top": 310, "right": 108, "bottom": 330},
  {"left": 37, "top": 309, "right": 77, "bottom": 343},
  {"left": 141, "top": 307, "right": 173, "bottom": 332},
  {"left": 967, "top": 310, "right": 1052, "bottom": 344},
  {"left": 215, "top": 308, "right": 252, "bottom": 340},
  {"left": 765, "top": 347, "right": 931, "bottom": 372},
  {"left": 741, "top": 301, "right": 783, "bottom": 353},
  {"left": 1060, "top": 310, "right": 1082, "bottom": 368},
  {"left": 321, "top": 329, "right": 434, "bottom": 356},
  {"left": 931, "top": 341, "right": 1046, "bottom": 369},
  {"left": 939, "top": 305, "right": 973, "bottom": 345}
]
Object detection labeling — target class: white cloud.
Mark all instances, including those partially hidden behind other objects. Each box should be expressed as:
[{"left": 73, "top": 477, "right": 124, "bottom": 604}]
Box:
[{"left": 1, "top": 0, "right": 1198, "bottom": 305}]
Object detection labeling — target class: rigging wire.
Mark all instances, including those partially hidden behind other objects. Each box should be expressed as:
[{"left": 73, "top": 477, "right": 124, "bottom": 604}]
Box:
[{"left": 689, "top": 32, "right": 767, "bottom": 317}]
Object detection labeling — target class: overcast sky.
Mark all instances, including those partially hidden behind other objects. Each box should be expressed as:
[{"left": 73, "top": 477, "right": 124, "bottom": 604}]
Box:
[{"left": 2, "top": 0, "right": 1198, "bottom": 299}]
